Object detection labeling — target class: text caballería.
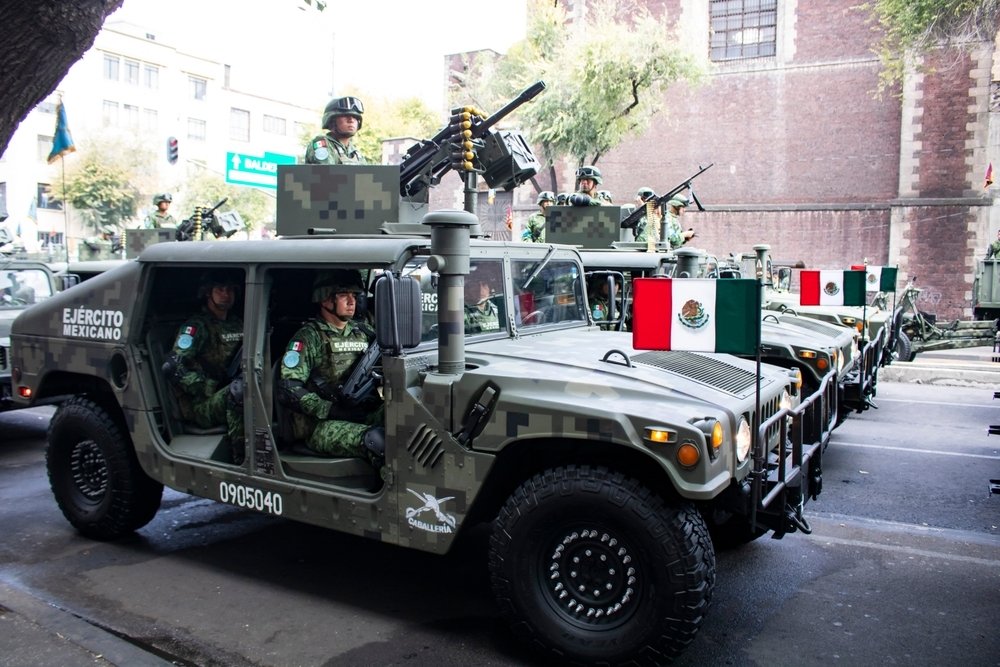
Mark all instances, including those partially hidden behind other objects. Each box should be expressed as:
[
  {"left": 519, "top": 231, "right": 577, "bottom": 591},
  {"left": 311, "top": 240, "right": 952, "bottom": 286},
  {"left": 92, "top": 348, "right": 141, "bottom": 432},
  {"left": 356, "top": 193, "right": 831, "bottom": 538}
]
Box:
[
  {"left": 407, "top": 517, "right": 454, "bottom": 533},
  {"left": 62, "top": 307, "right": 125, "bottom": 341}
]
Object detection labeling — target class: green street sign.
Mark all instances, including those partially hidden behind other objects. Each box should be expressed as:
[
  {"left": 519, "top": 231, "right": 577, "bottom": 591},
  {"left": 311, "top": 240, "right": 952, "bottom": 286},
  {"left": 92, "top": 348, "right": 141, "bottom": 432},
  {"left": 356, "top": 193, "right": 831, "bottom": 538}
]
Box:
[{"left": 226, "top": 151, "right": 296, "bottom": 189}]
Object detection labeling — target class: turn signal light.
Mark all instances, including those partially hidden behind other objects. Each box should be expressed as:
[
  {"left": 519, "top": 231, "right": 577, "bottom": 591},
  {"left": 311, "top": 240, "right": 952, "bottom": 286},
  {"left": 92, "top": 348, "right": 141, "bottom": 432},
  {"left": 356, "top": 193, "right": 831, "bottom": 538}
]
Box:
[
  {"left": 676, "top": 442, "right": 700, "bottom": 468},
  {"left": 18, "top": 386, "right": 32, "bottom": 399}
]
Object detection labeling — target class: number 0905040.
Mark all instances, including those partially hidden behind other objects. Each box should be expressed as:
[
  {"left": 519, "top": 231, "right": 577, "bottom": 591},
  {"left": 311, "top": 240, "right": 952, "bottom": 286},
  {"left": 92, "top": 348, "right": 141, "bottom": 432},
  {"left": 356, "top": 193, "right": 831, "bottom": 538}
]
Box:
[{"left": 218, "top": 482, "right": 283, "bottom": 515}]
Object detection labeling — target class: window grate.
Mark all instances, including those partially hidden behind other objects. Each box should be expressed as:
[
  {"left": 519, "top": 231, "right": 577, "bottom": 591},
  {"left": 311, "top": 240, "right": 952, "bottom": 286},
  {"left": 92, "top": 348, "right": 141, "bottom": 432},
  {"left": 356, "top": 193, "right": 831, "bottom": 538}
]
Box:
[{"left": 710, "top": 0, "right": 777, "bottom": 62}]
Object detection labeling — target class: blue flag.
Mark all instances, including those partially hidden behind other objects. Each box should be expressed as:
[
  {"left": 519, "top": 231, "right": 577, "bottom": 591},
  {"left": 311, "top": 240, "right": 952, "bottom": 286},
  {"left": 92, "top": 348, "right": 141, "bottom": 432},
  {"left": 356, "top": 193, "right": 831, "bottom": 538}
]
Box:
[{"left": 47, "top": 100, "right": 76, "bottom": 164}]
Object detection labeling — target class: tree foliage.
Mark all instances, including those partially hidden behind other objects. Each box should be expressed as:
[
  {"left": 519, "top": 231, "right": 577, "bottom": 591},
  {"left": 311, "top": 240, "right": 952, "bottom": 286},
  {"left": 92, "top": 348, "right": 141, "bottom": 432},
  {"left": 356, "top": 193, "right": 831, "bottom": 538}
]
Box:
[
  {"left": 456, "top": 0, "right": 704, "bottom": 191},
  {"left": 55, "top": 136, "right": 156, "bottom": 231},
  {"left": 862, "top": 0, "right": 1000, "bottom": 89},
  {"left": 0, "top": 1, "right": 123, "bottom": 155}
]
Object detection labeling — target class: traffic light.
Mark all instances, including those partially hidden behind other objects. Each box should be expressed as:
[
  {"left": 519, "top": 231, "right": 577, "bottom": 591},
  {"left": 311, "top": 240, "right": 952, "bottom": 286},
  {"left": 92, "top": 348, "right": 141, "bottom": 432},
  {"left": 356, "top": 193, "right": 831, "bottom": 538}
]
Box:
[{"left": 167, "top": 136, "right": 179, "bottom": 164}]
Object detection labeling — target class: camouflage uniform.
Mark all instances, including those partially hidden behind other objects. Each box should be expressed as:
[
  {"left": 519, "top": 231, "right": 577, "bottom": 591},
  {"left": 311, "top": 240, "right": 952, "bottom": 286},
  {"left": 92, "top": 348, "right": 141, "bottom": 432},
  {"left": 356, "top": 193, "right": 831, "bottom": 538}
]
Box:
[
  {"left": 145, "top": 211, "right": 177, "bottom": 229},
  {"left": 304, "top": 134, "right": 368, "bottom": 165},
  {"left": 465, "top": 300, "right": 500, "bottom": 334},
  {"left": 988, "top": 238, "right": 1000, "bottom": 259},
  {"left": 166, "top": 307, "right": 244, "bottom": 435},
  {"left": 279, "top": 318, "right": 381, "bottom": 457},
  {"left": 522, "top": 212, "right": 546, "bottom": 243},
  {"left": 663, "top": 196, "right": 690, "bottom": 249}
]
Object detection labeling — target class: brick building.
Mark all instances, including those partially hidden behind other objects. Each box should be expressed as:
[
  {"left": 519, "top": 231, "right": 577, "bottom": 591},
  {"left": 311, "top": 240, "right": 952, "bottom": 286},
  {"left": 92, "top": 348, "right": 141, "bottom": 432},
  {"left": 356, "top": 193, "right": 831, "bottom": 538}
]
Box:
[{"left": 442, "top": 1, "right": 999, "bottom": 321}]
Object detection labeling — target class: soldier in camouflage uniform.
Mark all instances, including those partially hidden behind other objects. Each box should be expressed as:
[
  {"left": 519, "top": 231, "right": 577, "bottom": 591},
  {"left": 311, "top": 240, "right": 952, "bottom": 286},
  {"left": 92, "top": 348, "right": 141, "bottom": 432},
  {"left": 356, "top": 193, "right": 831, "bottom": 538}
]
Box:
[
  {"left": 464, "top": 272, "right": 501, "bottom": 334},
  {"left": 522, "top": 191, "right": 555, "bottom": 243},
  {"left": 145, "top": 193, "right": 177, "bottom": 229},
  {"left": 633, "top": 186, "right": 658, "bottom": 244},
  {"left": 278, "top": 269, "right": 385, "bottom": 468},
  {"left": 664, "top": 194, "right": 696, "bottom": 249},
  {"left": 304, "top": 96, "right": 369, "bottom": 165},
  {"left": 164, "top": 269, "right": 245, "bottom": 461},
  {"left": 571, "top": 166, "right": 604, "bottom": 206},
  {"left": 588, "top": 277, "right": 616, "bottom": 331}
]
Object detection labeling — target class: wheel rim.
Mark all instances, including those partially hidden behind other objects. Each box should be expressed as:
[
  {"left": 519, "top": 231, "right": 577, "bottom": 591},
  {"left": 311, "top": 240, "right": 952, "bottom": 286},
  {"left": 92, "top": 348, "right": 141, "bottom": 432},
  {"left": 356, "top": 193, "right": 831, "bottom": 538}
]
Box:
[
  {"left": 70, "top": 439, "right": 109, "bottom": 503},
  {"left": 541, "top": 527, "right": 642, "bottom": 630}
]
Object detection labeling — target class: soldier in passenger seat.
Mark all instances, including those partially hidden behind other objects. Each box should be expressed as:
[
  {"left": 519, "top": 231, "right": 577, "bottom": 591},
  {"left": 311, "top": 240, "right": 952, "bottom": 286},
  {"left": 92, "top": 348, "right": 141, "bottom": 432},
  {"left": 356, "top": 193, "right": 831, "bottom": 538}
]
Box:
[{"left": 277, "top": 269, "right": 385, "bottom": 469}]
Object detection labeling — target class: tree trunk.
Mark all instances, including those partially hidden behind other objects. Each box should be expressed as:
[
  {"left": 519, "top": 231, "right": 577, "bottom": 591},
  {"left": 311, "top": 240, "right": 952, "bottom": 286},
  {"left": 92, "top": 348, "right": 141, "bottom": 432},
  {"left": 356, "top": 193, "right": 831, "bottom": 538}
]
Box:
[{"left": 0, "top": 0, "right": 123, "bottom": 155}]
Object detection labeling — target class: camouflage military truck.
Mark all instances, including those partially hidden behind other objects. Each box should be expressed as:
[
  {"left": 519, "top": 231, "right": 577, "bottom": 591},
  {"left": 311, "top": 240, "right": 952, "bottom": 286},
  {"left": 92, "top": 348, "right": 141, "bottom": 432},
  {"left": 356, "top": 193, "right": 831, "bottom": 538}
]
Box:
[
  {"left": 10, "top": 167, "right": 826, "bottom": 665},
  {"left": 1, "top": 259, "right": 77, "bottom": 412}
]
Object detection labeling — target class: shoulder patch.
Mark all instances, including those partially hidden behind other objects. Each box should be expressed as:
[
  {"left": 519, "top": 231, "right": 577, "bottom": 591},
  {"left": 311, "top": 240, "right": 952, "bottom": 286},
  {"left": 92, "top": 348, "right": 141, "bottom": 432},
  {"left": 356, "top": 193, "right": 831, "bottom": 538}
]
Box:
[
  {"left": 176, "top": 333, "right": 194, "bottom": 350},
  {"left": 283, "top": 350, "right": 301, "bottom": 369}
]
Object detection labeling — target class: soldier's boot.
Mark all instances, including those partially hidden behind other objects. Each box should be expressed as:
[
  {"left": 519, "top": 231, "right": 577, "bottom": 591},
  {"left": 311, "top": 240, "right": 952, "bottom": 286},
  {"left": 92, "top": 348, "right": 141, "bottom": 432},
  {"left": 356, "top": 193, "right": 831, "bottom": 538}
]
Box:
[{"left": 362, "top": 426, "right": 385, "bottom": 470}]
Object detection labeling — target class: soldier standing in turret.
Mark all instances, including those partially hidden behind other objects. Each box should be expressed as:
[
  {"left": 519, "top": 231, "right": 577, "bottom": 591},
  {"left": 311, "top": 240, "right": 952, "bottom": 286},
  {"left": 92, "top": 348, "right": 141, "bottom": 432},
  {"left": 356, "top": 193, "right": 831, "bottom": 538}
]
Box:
[
  {"left": 663, "top": 194, "right": 696, "bottom": 249},
  {"left": 571, "top": 166, "right": 604, "bottom": 206},
  {"left": 145, "top": 193, "right": 176, "bottom": 229},
  {"left": 522, "top": 191, "right": 555, "bottom": 243},
  {"left": 987, "top": 229, "right": 1000, "bottom": 258},
  {"left": 305, "top": 96, "right": 369, "bottom": 165}
]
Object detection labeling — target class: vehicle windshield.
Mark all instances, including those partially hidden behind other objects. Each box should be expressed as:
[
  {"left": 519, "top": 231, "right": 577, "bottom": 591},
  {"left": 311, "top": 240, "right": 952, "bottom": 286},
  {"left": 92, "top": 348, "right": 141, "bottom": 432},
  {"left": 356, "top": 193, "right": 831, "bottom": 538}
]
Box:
[
  {"left": 405, "top": 255, "right": 587, "bottom": 343},
  {"left": 0, "top": 268, "right": 53, "bottom": 307}
]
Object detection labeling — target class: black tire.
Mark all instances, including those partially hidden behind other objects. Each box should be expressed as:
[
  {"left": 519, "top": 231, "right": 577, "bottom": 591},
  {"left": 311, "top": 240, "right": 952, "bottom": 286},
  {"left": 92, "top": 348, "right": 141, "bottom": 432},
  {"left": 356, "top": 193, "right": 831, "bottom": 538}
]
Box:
[
  {"left": 895, "top": 331, "right": 913, "bottom": 362},
  {"left": 47, "top": 396, "right": 163, "bottom": 540},
  {"left": 703, "top": 509, "right": 768, "bottom": 550},
  {"left": 489, "top": 465, "right": 715, "bottom": 666}
]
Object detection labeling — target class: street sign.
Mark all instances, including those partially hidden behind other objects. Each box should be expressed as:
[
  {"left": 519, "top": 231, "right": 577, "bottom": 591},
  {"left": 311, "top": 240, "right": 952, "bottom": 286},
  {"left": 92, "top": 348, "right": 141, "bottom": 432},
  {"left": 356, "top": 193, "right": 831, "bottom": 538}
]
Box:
[{"left": 225, "top": 151, "right": 296, "bottom": 189}]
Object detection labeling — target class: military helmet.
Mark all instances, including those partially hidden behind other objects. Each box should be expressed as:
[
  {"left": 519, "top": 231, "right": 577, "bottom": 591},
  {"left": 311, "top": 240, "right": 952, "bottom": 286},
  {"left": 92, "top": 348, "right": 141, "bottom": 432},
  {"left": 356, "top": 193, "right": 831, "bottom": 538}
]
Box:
[
  {"left": 575, "top": 166, "right": 602, "bottom": 185},
  {"left": 322, "top": 96, "right": 365, "bottom": 131},
  {"left": 667, "top": 194, "right": 691, "bottom": 208},
  {"left": 312, "top": 269, "right": 365, "bottom": 303},
  {"left": 536, "top": 191, "right": 556, "bottom": 205},
  {"left": 636, "top": 187, "right": 656, "bottom": 201},
  {"left": 197, "top": 268, "right": 242, "bottom": 299},
  {"left": 153, "top": 193, "right": 172, "bottom": 205},
  {"left": 556, "top": 192, "right": 570, "bottom": 205}
]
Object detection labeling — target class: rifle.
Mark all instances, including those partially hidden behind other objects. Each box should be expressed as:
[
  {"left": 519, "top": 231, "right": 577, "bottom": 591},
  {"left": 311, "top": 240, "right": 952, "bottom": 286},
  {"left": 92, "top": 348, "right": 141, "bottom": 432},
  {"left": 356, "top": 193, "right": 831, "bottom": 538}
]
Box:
[
  {"left": 399, "top": 81, "right": 546, "bottom": 199},
  {"left": 620, "top": 163, "right": 714, "bottom": 231},
  {"left": 336, "top": 339, "right": 382, "bottom": 406}
]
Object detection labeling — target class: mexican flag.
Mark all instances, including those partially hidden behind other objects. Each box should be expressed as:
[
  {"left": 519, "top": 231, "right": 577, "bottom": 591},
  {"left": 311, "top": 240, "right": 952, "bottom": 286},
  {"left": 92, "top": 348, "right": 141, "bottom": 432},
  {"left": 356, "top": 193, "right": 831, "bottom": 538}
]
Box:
[
  {"left": 800, "top": 270, "right": 866, "bottom": 306},
  {"left": 632, "top": 278, "right": 759, "bottom": 355},
  {"left": 851, "top": 265, "right": 899, "bottom": 293}
]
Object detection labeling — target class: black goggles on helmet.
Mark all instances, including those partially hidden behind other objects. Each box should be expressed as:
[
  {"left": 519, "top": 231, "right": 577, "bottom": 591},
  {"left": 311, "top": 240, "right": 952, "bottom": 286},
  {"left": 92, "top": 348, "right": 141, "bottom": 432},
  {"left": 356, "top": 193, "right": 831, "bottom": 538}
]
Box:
[{"left": 333, "top": 97, "right": 364, "bottom": 114}]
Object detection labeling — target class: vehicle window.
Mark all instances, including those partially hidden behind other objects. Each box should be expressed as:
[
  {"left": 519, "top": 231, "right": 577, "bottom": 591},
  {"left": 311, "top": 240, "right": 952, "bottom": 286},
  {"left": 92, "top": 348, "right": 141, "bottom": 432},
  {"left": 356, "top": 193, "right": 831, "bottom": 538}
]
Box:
[
  {"left": 464, "top": 260, "right": 505, "bottom": 335},
  {"left": 511, "top": 259, "right": 586, "bottom": 328},
  {"left": 0, "top": 268, "right": 54, "bottom": 307}
]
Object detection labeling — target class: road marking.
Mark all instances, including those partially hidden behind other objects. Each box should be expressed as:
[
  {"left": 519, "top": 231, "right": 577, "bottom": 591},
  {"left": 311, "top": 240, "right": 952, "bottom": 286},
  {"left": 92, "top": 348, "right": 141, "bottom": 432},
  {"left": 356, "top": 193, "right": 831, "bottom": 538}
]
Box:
[
  {"left": 832, "top": 441, "right": 1000, "bottom": 460},
  {"left": 875, "top": 397, "right": 1000, "bottom": 409},
  {"left": 806, "top": 533, "right": 1000, "bottom": 567}
]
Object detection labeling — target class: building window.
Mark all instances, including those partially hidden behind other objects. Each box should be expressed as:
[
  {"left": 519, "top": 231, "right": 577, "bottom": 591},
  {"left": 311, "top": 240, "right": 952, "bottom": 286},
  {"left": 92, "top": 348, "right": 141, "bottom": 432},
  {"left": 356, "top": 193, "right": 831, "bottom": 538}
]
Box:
[
  {"left": 263, "top": 114, "right": 286, "bottom": 135},
  {"left": 0, "top": 182, "right": 7, "bottom": 218},
  {"left": 37, "top": 101, "right": 56, "bottom": 114},
  {"left": 36, "top": 135, "right": 52, "bottom": 162},
  {"left": 102, "top": 100, "right": 119, "bottom": 127},
  {"left": 125, "top": 59, "right": 140, "bottom": 86},
  {"left": 103, "top": 53, "right": 119, "bottom": 81},
  {"left": 37, "top": 183, "right": 62, "bottom": 210},
  {"left": 710, "top": 0, "right": 777, "bottom": 61},
  {"left": 188, "top": 117, "right": 207, "bottom": 141},
  {"left": 123, "top": 104, "right": 139, "bottom": 129},
  {"left": 189, "top": 76, "right": 207, "bottom": 101},
  {"left": 143, "top": 108, "right": 158, "bottom": 131},
  {"left": 144, "top": 64, "right": 159, "bottom": 89},
  {"left": 39, "top": 231, "right": 64, "bottom": 246},
  {"left": 230, "top": 108, "right": 250, "bottom": 142}
]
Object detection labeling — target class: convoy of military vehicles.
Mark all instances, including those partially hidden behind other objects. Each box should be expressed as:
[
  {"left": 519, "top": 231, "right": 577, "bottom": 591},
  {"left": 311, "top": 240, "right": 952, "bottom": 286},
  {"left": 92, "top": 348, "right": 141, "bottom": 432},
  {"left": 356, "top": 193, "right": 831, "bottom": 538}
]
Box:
[{"left": 3, "top": 84, "right": 982, "bottom": 665}]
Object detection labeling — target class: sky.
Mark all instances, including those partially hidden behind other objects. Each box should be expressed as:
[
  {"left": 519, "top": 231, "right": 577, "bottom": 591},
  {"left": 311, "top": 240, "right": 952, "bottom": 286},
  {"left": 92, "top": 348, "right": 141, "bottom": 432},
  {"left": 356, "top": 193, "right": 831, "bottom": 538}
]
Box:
[{"left": 109, "top": 0, "right": 527, "bottom": 111}]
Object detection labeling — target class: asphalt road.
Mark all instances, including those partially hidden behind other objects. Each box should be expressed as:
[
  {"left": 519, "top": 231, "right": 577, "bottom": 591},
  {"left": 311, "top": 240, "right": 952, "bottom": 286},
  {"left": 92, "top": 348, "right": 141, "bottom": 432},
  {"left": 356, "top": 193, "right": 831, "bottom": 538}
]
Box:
[{"left": 1, "top": 382, "right": 998, "bottom": 667}]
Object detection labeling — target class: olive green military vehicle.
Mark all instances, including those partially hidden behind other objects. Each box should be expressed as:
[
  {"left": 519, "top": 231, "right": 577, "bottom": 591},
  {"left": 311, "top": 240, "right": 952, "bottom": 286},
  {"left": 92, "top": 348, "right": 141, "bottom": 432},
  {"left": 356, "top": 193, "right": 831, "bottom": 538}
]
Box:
[
  {"left": 1, "top": 259, "right": 77, "bottom": 412},
  {"left": 10, "top": 166, "right": 826, "bottom": 665}
]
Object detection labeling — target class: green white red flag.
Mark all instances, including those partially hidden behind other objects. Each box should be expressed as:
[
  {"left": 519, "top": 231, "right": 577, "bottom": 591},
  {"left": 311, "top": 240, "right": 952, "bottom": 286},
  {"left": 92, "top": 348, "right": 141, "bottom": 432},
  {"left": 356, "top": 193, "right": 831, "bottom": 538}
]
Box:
[
  {"left": 632, "top": 278, "right": 759, "bottom": 355},
  {"left": 800, "top": 270, "right": 866, "bottom": 306},
  {"left": 851, "top": 265, "right": 899, "bottom": 292}
]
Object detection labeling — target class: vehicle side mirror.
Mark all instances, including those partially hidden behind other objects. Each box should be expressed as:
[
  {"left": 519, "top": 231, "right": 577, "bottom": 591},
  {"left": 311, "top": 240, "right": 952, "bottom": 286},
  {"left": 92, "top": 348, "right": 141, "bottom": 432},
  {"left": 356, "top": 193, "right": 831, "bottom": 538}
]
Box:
[
  {"left": 375, "top": 275, "right": 422, "bottom": 351},
  {"left": 61, "top": 274, "right": 81, "bottom": 291}
]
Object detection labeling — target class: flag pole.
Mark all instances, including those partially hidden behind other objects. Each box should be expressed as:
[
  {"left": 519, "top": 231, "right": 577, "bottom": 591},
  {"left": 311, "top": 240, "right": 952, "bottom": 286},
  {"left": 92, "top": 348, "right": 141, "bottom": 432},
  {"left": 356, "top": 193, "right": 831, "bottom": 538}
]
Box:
[{"left": 61, "top": 157, "right": 69, "bottom": 263}]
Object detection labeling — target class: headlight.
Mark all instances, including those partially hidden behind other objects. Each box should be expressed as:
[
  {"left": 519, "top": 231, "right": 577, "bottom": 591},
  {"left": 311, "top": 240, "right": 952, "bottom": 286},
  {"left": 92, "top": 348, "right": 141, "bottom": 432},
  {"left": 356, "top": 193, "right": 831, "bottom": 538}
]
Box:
[
  {"left": 736, "top": 417, "right": 752, "bottom": 462},
  {"left": 780, "top": 389, "right": 793, "bottom": 411},
  {"left": 837, "top": 349, "right": 845, "bottom": 373}
]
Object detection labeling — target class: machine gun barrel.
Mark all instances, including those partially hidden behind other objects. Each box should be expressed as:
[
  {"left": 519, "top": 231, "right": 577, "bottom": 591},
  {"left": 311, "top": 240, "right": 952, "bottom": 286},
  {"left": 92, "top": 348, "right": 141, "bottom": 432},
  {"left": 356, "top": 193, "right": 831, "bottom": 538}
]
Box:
[
  {"left": 400, "top": 81, "right": 545, "bottom": 198},
  {"left": 620, "top": 163, "right": 714, "bottom": 230},
  {"left": 204, "top": 197, "right": 229, "bottom": 218}
]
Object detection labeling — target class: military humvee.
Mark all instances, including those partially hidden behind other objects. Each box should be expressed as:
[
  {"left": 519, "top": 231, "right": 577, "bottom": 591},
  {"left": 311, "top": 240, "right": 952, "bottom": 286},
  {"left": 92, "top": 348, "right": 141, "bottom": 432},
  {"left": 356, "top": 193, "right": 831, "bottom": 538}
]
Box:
[
  {"left": 10, "top": 167, "right": 825, "bottom": 665},
  {"left": 1, "top": 259, "right": 77, "bottom": 412}
]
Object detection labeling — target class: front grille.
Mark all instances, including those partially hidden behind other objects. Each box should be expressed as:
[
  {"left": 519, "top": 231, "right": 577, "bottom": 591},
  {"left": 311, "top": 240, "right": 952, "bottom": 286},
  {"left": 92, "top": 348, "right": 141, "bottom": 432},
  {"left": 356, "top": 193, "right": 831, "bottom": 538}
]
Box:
[{"left": 632, "top": 351, "right": 763, "bottom": 397}]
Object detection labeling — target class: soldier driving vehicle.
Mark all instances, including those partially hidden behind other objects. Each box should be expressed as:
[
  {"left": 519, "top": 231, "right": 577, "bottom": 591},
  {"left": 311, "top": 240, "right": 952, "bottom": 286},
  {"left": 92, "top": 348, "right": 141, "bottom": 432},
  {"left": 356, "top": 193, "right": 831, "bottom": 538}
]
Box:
[{"left": 10, "top": 87, "right": 826, "bottom": 666}]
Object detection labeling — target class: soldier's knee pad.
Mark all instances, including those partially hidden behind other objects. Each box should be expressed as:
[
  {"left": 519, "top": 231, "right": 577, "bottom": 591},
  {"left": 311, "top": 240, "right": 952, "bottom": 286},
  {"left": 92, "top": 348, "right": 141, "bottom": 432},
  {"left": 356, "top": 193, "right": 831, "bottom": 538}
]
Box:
[{"left": 362, "top": 426, "right": 385, "bottom": 459}]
